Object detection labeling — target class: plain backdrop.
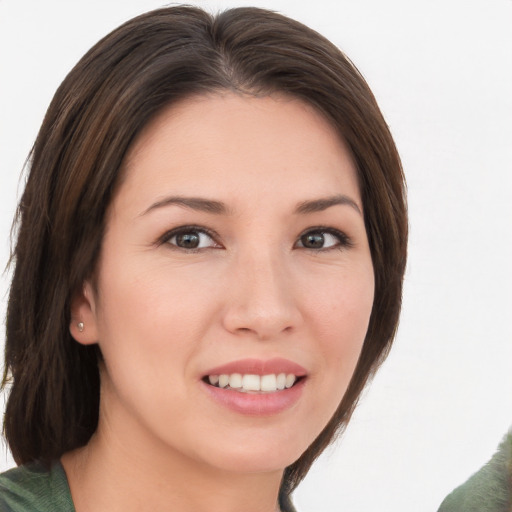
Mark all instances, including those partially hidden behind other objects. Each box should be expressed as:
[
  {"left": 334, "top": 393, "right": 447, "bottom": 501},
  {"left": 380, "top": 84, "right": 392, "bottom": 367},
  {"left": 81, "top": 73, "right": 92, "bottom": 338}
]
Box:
[{"left": 1, "top": 1, "right": 511, "bottom": 511}]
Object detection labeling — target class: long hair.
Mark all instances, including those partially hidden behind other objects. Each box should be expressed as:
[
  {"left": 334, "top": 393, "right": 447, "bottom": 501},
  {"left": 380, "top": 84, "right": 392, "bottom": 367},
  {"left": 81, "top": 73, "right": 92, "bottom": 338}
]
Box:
[{"left": 2, "top": 6, "right": 407, "bottom": 495}]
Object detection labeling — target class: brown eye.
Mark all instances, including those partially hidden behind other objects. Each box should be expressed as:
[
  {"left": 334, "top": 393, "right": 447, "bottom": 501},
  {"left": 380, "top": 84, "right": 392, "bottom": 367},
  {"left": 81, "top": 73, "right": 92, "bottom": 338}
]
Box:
[
  {"left": 300, "top": 232, "right": 325, "bottom": 249},
  {"left": 175, "top": 232, "right": 201, "bottom": 249},
  {"left": 163, "top": 227, "right": 219, "bottom": 250},
  {"left": 296, "top": 228, "right": 351, "bottom": 250}
]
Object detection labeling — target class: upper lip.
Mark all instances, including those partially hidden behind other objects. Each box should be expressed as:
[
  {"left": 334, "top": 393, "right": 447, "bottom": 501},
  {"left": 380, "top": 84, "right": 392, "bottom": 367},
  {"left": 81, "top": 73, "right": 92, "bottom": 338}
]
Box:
[{"left": 203, "top": 358, "right": 307, "bottom": 377}]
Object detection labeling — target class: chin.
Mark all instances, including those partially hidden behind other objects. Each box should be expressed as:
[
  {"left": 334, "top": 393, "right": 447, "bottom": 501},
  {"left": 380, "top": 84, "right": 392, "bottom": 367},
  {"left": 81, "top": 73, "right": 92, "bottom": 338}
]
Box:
[
  {"left": 207, "top": 450, "right": 300, "bottom": 475},
  {"left": 190, "top": 430, "right": 310, "bottom": 475}
]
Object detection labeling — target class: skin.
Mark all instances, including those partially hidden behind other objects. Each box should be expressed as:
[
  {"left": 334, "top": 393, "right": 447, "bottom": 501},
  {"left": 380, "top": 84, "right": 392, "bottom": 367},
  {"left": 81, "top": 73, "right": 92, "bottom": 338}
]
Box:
[{"left": 63, "top": 93, "right": 375, "bottom": 512}]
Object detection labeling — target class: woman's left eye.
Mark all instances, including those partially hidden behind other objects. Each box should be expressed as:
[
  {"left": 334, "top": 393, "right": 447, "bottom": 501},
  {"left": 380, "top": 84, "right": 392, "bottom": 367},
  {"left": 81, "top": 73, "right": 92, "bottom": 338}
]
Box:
[
  {"left": 295, "top": 228, "right": 351, "bottom": 250},
  {"left": 161, "top": 227, "right": 220, "bottom": 250}
]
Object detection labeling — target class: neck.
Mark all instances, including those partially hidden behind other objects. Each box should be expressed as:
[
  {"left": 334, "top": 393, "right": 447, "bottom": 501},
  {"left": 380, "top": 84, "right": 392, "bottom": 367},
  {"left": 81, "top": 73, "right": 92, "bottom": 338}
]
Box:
[{"left": 61, "top": 421, "right": 284, "bottom": 512}]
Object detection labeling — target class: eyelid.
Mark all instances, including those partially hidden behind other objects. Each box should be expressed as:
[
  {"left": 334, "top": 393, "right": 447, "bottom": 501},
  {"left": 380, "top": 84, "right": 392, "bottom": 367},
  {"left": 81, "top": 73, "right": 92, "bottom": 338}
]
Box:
[
  {"left": 295, "top": 226, "right": 353, "bottom": 250},
  {"left": 155, "top": 224, "right": 352, "bottom": 251},
  {"left": 156, "top": 225, "right": 222, "bottom": 249}
]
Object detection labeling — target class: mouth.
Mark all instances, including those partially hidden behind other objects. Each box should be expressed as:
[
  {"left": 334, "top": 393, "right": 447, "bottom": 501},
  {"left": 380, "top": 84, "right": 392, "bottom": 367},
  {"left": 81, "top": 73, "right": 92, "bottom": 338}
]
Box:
[
  {"left": 203, "top": 373, "right": 304, "bottom": 393},
  {"left": 201, "top": 359, "right": 307, "bottom": 415}
]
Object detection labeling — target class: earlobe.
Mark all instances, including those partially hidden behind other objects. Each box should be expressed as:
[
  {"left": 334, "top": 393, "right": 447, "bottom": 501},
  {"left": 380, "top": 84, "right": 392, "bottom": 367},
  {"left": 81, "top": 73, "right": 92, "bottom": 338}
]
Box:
[{"left": 70, "top": 281, "right": 99, "bottom": 345}]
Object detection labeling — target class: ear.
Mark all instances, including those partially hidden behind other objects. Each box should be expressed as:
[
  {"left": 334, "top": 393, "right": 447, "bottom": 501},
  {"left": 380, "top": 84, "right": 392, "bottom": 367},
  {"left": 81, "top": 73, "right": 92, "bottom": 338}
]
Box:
[{"left": 70, "top": 281, "right": 99, "bottom": 345}]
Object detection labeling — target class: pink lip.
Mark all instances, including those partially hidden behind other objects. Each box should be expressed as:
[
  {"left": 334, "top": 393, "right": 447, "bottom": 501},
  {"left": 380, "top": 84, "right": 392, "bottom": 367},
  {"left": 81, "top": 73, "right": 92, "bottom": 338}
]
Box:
[
  {"left": 201, "top": 378, "right": 306, "bottom": 416},
  {"left": 201, "top": 358, "right": 307, "bottom": 416},
  {"left": 203, "top": 358, "right": 307, "bottom": 377}
]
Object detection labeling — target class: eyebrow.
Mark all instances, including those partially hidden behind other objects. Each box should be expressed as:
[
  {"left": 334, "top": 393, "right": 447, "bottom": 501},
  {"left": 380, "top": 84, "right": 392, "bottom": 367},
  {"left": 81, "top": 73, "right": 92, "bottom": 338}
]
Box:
[
  {"left": 295, "top": 195, "right": 362, "bottom": 215},
  {"left": 140, "top": 193, "right": 361, "bottom": 217},
  {"left": 140, "top": 196, "right": 229, "bottom": 216}
]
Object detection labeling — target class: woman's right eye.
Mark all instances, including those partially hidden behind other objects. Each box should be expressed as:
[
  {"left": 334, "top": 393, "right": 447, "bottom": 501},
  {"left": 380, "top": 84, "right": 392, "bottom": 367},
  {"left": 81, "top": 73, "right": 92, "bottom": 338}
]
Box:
[{"left": 161, "top": 227, "right": 220, "bottom": 250}]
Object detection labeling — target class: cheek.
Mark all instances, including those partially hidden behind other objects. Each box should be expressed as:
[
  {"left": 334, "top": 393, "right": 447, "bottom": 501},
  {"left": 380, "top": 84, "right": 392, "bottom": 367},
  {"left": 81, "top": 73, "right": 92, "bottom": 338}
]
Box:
[
  {"left": 308, "top": 263, "right": 374, "bottom": 396},
  {"left": 92, "top": 266, "right": 215, "bottom": 425},
  {"left": 310, "top": 259, "right": 374, "bottom": 342},
  {"left": 94, "top": 259, "right": 222, "bottom": 373}
]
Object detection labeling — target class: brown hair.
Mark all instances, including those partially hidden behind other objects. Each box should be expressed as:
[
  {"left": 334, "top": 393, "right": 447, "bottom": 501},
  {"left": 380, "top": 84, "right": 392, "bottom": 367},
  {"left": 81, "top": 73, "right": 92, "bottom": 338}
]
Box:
[{"left": 2, "top": 5, "right": 407, "bottom": 497}]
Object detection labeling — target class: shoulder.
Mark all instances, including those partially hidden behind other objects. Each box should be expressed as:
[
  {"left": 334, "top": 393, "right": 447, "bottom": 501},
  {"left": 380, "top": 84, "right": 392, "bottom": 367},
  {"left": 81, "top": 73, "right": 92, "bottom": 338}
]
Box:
[
  {"left": 437, "top": 428, "right": 512, "bottom": 512},
  {"left": 0, "top": 462, "right": 74, "bottom": 512}
]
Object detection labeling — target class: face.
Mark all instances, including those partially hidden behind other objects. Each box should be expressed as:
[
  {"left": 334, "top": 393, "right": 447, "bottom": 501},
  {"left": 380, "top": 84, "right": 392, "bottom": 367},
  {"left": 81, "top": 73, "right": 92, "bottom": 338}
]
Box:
[{"left": 73, "top": 93, "right": 374, "bottom": 475}]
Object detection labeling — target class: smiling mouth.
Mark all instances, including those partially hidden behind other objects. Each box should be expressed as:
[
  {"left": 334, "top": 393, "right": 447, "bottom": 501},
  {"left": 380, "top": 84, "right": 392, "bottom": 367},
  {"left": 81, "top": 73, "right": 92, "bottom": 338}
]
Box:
[{"left": 203, "top": 373, "right": 303, "bottom": 393}]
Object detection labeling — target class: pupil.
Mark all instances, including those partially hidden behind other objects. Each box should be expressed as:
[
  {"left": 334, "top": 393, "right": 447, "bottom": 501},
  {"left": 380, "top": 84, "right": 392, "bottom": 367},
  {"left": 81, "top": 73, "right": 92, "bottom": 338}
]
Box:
[
  {"left": 302, "top": 233, "right": 324, "bottom": 248},
  {"left": 176, "top": 233, "right": 199, "bottom": 248}
]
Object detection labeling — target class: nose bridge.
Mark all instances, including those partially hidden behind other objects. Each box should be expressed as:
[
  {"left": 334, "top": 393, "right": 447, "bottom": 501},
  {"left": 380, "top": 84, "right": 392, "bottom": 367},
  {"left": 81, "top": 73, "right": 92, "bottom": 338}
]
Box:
[{"left": 224, "top": 244, "right": 301, "bottom": 338}]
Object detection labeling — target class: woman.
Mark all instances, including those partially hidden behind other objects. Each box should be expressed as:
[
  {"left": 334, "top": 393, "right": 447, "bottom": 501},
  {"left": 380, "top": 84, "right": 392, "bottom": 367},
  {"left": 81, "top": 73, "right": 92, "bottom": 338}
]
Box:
[{"left": 0, "top": 6, "right": 407, "bottom": 511}]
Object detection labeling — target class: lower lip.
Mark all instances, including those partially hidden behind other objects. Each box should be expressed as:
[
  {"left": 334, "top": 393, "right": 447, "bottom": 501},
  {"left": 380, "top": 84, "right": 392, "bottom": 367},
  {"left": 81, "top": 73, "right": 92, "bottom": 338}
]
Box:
[{"left": 201, "top": 379, "right": 306, "bottom": 416}]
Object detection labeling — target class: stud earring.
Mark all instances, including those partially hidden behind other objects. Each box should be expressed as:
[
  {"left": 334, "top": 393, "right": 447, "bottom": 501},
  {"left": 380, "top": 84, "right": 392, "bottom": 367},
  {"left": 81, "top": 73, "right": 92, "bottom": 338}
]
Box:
[{"left": 77, "top": 322, "right": 84, "bottom": 332}]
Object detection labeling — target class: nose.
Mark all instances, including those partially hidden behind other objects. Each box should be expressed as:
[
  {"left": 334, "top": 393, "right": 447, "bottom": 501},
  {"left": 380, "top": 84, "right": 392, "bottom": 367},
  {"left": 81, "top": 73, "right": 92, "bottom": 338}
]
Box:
[{"left": 222, "top": 250, "right": 303, "bottom": 340}]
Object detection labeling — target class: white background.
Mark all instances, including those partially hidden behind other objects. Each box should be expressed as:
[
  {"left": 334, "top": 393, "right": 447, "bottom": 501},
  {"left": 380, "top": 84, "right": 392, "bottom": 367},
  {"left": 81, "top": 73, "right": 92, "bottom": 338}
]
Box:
[{"left": 1, "top": 1, "right": 511, "bottom": 511}]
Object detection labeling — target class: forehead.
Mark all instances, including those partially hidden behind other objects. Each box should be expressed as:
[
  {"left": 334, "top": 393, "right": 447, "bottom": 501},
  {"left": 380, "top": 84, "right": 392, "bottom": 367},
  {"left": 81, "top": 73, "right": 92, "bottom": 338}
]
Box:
[{"left": 117, "top": 92, "right": 360, "bottom": 213}]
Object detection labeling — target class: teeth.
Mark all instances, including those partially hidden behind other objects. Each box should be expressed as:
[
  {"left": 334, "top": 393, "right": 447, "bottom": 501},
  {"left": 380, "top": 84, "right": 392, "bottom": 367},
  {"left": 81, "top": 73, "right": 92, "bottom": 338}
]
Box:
[
  {"left": 276, "top": 373, "right": 286, "bottom": 390},
  {"left": 218, "top": 374, "right": 229, "bottom": 388},
  {"left": 242, "top": 374, "right": 260, "bottom": 391},
  {"left": 260, "top": 374, "right": 277, "bottom": 392},
  {"left": 229, "top": 373, "right": 242, "bottom": 389},
  {"left": 207, "top": 373, "right": 298, "bottom": 392}
]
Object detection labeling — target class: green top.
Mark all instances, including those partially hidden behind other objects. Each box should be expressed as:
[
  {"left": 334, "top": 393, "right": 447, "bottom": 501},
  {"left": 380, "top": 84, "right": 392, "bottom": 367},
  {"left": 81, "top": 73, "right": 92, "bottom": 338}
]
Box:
[
  {"left": 437, "top": 428, "right": 512, "bottom": 512},
  {"left": 0, "top": 461, "right": 75, "bottom": 512},
  {"left": 0, "top": 461, "right": 296, "bottom": 512}
]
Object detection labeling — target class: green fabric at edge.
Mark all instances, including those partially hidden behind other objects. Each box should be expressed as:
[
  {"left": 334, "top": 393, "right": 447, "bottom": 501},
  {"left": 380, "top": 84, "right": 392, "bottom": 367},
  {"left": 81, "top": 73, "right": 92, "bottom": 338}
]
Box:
[
  {"left": 0, "top": 460, "right": 296, "bottom": 512},
  {"left": 0, "top": 461, "right": 75, "bottom": 512}
]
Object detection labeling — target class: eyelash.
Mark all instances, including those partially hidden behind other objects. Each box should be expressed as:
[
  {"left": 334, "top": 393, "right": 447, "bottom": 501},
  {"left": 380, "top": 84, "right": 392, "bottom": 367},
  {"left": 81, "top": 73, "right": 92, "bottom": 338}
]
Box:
[
  {"left": 157, "top": 225, "right": 353, "bottom": 252},
  {"left": 295, "top": 226, "right": 353, "bottom": 251},
  {"left": 157, "top": 225, "right": 221, "bottom": 252}
]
